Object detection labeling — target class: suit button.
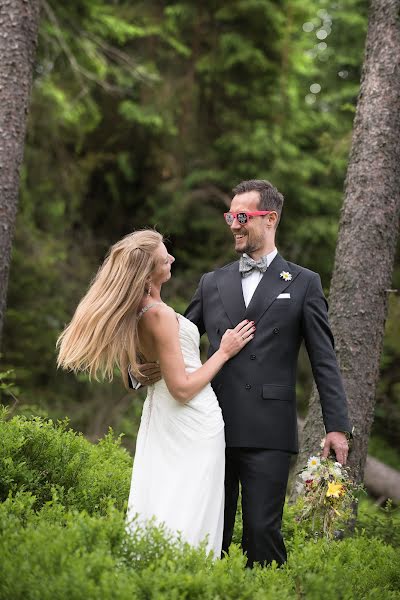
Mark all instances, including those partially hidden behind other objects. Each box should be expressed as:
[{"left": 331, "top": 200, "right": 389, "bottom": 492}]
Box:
[
  {"left": 245, "top": 384, "right": 251, "bottom": 390},
  {"left": 273, "top": 328, "right": 280, "bottom": 334},
  {"left": 250, "top": 354, "right": 256, "bottom": 360}
]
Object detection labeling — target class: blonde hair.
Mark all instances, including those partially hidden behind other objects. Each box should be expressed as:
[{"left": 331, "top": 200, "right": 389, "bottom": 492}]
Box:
[{"left": 57, "top": 229, "right": 163, "bottom": 388}]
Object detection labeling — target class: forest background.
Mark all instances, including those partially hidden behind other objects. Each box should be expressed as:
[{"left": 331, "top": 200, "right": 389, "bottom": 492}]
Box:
[{"left": 1, "top": 0, "right": 399, "bottom": 472}]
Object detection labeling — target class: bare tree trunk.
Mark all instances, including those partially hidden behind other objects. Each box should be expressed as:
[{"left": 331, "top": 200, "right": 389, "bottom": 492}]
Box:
[
  {"left": 292, "top": 0, "right": 400, "bottom": 496},
  {"left": 0, "top": 0, "right": 40, "bottom": 345},
  {"left": 364, "top": 456, "right": 400, "bottom": 504}
]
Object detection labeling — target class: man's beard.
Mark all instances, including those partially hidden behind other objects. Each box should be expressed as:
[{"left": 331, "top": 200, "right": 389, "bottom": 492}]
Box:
[{"left": 234, "top": 232, "right": 263, "bottom": 256}]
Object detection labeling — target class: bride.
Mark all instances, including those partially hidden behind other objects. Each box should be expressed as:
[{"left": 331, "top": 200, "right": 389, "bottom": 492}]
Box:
[{"left": 57, "top": 229, "right": 255, "bottom": 556}]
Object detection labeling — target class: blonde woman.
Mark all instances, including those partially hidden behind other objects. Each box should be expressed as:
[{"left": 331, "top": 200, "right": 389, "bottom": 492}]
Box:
[{"left": 57, "top": 230, "right": 255, "bottom": 556}]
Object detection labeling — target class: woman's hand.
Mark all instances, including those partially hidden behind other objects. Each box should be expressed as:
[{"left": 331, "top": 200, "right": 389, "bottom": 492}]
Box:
[
  {"left": 220, "top": 320, "right": 255, "bottom": 359},
  {"left": 143, "top": 307, "right": 255, "bottom": 404}
]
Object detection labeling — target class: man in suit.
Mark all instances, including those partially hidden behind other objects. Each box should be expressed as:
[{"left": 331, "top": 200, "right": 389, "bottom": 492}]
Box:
[{"left": 183, "top": 179, "right": 352, "bottom": 567}]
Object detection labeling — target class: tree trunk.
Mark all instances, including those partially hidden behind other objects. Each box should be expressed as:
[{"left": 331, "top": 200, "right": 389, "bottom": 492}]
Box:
[
  {"left": 292, "top": 0, "right": 400, "bottom": 496},
  {"left": 0, "top": 0, "right": 40, "bottom": 345},
  {"left": 364, "top": 456, "right": 400, "bottom": 504}
]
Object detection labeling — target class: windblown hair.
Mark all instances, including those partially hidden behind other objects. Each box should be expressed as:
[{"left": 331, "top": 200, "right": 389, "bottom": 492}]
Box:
[
  {"left": 232, "top": 179, "right": 284, "bottom": 226},
  {"left": 57, "top": 229, "right": 163, "bottom": 389}
]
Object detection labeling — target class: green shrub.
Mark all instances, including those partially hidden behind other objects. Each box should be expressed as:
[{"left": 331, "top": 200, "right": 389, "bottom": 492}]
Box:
[
  {"left": 1, "top": 494, "right": 400, "bottom": 600},
  {"left": 0, "top": 410, "right": 131, "bottom": 513},
  {"left": 1, "top": 410, "right": 400, "bottom": 599},
  {"left": 356, "top": 498, "right": 400, "bottom": 548}
]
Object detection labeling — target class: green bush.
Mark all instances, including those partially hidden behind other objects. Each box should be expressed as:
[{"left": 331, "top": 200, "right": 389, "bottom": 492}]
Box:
[
  {"left": 0, "top": 408, "right": 131, "bottom": 513},
  {"left": 1, "top": 410, "right": 400, "bottom": 599},
  {"left": 1, "top": 493, "right": 399, "bottom": 600},
  {"left": 356, "top": 498, "right": 400, "bottom": 548}
]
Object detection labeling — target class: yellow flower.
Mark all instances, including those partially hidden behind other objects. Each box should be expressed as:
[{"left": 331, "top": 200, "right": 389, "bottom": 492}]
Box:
[{"left": 326, "top": 482, "right": 344, "bottom": 498}]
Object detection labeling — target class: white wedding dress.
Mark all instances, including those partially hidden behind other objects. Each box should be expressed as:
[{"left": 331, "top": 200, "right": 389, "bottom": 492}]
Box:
[{"left": 126, "top": 311, "right": 225, "bottom": 556}]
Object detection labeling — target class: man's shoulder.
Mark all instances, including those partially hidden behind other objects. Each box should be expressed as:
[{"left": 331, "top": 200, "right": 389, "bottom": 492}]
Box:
[
  {"left": 284, "top": 259, "right": 320, "bottom": 281},
  {"left": 218, "top": 259, "right": 239, "bottom": 272},
  {"left": 201, "top": 260, "right": 239, "bottom": 280}
]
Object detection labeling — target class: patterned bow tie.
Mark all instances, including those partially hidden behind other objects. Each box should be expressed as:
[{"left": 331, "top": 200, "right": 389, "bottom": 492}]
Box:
[{"left": 239, "top": 255, "right": 269, "bottom": 278}]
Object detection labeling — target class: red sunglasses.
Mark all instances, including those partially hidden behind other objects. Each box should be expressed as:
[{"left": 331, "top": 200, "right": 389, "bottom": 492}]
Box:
[{"left": 224, "top": 211, "right": 272, "bottom": 225}]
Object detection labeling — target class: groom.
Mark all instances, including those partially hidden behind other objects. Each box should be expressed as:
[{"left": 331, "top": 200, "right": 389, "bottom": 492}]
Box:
[{"left": 183, "top": 179, "right": 352, "bottom": 567}]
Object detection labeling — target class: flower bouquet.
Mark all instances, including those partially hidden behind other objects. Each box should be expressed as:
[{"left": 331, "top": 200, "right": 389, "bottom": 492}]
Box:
[{"left": 295, "top": 453, "right": 361, "bottom": 539}]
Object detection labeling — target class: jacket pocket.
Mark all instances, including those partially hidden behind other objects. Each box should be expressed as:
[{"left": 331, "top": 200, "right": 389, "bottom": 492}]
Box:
[{"left": 262, "top": 384, "right": 295, "bottom": 402}]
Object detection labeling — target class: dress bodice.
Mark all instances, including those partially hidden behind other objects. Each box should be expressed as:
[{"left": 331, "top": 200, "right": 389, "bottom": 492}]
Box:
[
  {"left": 136, "top": 304, "right": 200, "bottom": 371},
  {"left": 175, "top": 314, "right": 202, "bottom": 372},
  {"left": 142, "top": 312, "right": 222, "bottom": 436}
]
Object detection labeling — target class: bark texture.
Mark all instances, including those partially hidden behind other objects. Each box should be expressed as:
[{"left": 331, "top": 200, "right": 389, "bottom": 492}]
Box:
[
  {"left": 292, "top": 0, "right": 400, "bottom": 493},
  {"left": 0, "top": 0, "right": 40, "bottom": 344}
]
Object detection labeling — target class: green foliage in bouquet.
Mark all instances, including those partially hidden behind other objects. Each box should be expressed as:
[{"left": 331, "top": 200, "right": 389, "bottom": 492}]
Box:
[{"left": 293, "top": 455, "right": 363, "bottom": 539}]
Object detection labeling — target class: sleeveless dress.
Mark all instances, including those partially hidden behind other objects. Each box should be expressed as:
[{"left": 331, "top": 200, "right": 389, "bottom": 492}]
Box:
[{"left": 126, "top": 307, "right": 225, "bottom": 556}]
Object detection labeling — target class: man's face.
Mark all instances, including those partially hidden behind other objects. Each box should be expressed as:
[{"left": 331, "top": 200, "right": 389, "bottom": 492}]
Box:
[{"left": 229, "top": 191, "right": 269, "bottom": 256}]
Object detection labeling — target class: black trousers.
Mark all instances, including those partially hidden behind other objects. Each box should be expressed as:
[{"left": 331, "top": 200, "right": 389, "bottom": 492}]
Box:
[{"left": 222, "top": 447, "right": 292, "bottom": 568}]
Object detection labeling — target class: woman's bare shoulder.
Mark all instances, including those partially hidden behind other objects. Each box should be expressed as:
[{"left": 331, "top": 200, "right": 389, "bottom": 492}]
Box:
[
  {"left": 141, "top": 304, "right": 177, "bottom": 328},
  {"left": 137, "top": 304, "right": 178, "bottom": 362}
]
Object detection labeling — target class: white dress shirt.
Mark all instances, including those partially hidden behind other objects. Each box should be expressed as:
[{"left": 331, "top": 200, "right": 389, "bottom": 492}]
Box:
[{"left": 241, "top": 248, "right": 278, "bottom": 308}]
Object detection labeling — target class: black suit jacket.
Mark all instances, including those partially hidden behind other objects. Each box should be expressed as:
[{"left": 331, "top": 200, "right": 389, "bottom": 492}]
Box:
[{"left": 184, "top": 253, "right": 351, "bottom": 452}]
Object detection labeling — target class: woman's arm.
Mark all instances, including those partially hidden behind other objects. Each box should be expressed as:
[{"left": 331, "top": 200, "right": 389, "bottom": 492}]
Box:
[{"left": 143, "top": 305, "right": 254, "bottom": 403}]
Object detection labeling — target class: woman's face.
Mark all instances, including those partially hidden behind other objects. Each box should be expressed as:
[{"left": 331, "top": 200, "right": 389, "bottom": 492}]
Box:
[{"left": 152, "top": 243, "right": 175, "bottom": 285}]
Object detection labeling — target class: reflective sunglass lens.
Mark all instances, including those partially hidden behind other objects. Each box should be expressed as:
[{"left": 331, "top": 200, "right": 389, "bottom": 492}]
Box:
[
  {"left": 224, "top": 214, "right": 234, "bottom": 225},
  {"left": 224, "top": 212, "right": 250, "bottom": 224}
]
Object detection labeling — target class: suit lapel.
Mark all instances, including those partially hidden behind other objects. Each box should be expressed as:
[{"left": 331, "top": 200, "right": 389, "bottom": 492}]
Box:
[
  {"left": 244, "top": 254, "right": 300, "bottom": 323},
  {"left": 215, "top": 262, "right": 246, "bottom": 326}
]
